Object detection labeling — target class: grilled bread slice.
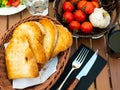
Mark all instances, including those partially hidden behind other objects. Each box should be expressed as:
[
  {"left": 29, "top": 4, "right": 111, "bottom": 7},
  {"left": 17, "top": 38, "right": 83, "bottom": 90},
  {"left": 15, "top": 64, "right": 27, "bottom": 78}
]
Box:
[
  {"left": 51, "top": 25, "right": 73, "bottom": 58},
  {"left": 39, "top": 18, "right": 58, "bottom": 61},
  {"left": 5, "top": 37, "right": 39, "bottom": 79},
  {"left": 5, "top": 22, "right": 46, "bottom": 79},
  {"left": 12, "top": 22, "right": 46, "bottom": 64}
]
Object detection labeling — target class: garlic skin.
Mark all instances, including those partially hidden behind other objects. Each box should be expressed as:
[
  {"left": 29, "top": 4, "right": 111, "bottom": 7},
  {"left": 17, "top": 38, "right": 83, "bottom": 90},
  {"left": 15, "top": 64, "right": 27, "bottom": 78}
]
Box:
[{"left": 89, "top": 8, "right": 111, "bottom": 28}]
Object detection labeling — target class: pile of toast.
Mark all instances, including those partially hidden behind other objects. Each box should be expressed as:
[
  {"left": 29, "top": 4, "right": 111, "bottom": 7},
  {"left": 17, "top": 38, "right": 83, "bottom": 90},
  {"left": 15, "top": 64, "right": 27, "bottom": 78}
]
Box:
[{"left": 5, "top": 18, "right": 73, "bottom": 79}]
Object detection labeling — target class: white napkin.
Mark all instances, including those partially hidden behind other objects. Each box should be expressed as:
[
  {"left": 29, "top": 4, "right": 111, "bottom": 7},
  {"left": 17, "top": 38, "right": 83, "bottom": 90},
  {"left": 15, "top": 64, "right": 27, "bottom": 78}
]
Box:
[
  {"left": 4, "top": 43, "right": 58, "bottom": 89},
  {"left": 13, "top": 57, "right": 58, "bottom": 89}
]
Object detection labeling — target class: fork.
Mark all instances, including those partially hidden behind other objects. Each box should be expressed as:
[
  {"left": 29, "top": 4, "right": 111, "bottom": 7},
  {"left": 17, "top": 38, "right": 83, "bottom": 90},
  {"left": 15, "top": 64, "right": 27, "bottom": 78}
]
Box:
[{"left": 57, "top": 47, "right": 89, "bottom": 90}]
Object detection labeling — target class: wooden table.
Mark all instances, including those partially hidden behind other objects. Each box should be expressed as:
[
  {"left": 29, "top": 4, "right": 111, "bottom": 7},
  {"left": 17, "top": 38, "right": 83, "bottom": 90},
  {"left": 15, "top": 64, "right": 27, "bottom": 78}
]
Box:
[{"left": 0, "top": 2, "right": 120, "bottom": 90}]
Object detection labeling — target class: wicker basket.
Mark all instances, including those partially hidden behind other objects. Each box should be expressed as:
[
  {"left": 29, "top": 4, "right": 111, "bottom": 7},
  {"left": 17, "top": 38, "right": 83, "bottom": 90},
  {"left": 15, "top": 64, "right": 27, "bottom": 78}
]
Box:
[
  {"left": 0, "top": 15, "right": 71, "bottom": 90},
  {"left": 54, "top": 0, "right": 120, "bottom": 39}
]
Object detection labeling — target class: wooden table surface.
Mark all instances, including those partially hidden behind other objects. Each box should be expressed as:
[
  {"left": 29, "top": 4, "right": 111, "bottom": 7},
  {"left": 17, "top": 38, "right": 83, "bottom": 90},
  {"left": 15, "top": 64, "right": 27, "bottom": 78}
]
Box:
[{"left": 0, "top": 2, "right": 120, "bottom": 90}]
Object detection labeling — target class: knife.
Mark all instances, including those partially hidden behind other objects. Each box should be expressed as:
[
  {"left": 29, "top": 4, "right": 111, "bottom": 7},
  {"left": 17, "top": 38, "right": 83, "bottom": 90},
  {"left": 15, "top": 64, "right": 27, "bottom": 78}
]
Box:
[{"left": 67, "top": 50, "right": 98, "bottom": 90}]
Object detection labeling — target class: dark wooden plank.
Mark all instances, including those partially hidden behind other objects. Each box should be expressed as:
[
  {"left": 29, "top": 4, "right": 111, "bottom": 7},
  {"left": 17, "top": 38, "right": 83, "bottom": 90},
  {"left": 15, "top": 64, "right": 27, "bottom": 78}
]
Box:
[
  {"left": 8, "top": 14, "right": 21, "bottom": 28},
  {"left": 88, "top": 83, "right": 96, "bottom": 90},
  {"left": 77, "top": 38, "right": 91, "bottom": 48},
  {"left": 109, "top": 57, "right": 120, "bottom": 90},
  {"left": 105, "top": 24, "right": 120, "bottom": 90},
  {"left": 92, "top": 37, "right": 111, "bottom": 90},
  {"left": 0, "top": 16, "right": 7, "bottom": 39},
  {"left": 21, "top": 9, "right": 31, "bottom": 18},
  {"left": 48, "top": 2, "right": 54, "bottom": 18}
]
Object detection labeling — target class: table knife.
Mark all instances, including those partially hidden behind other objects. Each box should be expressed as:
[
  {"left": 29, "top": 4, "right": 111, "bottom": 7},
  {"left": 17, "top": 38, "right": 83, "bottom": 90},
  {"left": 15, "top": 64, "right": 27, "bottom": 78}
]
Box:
[{"left": 67, "top": 50, "right": 98, "bottom": 90}]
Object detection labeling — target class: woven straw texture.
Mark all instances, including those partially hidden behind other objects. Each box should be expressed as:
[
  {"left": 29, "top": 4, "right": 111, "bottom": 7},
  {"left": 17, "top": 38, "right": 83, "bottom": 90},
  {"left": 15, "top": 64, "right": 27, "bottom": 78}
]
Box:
[{"left": 0, "top": 15, "right": 71, "bottom": 90}]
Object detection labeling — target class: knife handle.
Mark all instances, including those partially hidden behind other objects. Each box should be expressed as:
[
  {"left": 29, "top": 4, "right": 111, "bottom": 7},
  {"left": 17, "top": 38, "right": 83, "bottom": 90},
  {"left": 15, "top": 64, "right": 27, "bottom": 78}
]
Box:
[{"left": 67, "top": 78, "right": 79, "bottom": 90}]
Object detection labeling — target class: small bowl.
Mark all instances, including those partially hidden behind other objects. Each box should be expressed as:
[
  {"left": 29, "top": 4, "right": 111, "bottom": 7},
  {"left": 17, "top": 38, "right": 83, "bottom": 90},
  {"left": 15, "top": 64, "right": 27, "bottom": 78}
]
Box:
[{"left": 53, "top": 0, "right": 120, "bottom": 39}]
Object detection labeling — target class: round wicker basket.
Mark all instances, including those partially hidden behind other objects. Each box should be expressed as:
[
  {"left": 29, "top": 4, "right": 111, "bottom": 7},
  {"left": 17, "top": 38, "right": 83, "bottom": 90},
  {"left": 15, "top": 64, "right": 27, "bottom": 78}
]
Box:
[
  {"left": 0, "top": 15, "right": 71, "bottom": 90},
  {"left": 54, "top": 0, "right": 120, "bottom": 39}
]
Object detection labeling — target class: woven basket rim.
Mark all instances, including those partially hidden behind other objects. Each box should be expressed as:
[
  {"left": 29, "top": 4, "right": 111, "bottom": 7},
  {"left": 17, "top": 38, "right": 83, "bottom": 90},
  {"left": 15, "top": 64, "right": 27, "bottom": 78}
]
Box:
[{"left": 0, "top": 15, "right": 71, "bottom": 90}]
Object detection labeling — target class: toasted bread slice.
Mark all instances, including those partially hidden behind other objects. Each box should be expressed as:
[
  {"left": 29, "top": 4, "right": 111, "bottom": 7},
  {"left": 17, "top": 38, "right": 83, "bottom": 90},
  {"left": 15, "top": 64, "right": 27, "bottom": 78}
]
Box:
[
  {"left": 12, "top": 22, "right": 46, "bottom": 64},
  {"left": 39, "top": 18, "right": 58, "bottom": 61},
  {"left": 5, "top": 37, "right": 39, "bottom": 79},
  {"left": 51, "top": 25, "right": 73, "bottom": 58}
]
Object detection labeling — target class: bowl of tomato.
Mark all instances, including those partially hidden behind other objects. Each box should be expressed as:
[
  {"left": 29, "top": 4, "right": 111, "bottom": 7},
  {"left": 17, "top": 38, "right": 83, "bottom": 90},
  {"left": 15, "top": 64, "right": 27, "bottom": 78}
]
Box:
[{"left": 54, "top": 0, "right": 120, "bottom": 39}]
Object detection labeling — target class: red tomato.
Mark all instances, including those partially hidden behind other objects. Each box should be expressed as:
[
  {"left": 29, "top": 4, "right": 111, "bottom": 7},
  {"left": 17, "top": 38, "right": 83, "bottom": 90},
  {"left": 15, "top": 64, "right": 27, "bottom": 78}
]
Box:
[
  {"left": 74, "top": 10, "right": 86, "bottom": 22},
  {"left": 92, "top": 1, "right": 100, "bottom": 8},
  {"left": 81, "top": 21, "right": 93, "bottom": 34},
  {"left": 62, "top": 1, "right": 74, "bottom": 12},
  {"left": 12, "top": 0, "right": 20, "bottom": 7},
  {"left": 77, "top": 0, "right": 87, "bottom": 10},
  {"left": 7, "top": 0, "right": 20, "bottom": 7},
  {"left": 69, "top": 21, "right": 81, "bottom": 31},
  {"left": 62, "top": 11, "right": 74, "bottom": 23},
  {"left": 7, "top": 0, "right": 13, "bottom": 6},
  {"left": 92, "top": 0, "right": 99, "bottom": 2},
  {"left": 84, "top": 2, "right": 95, "bottom": 14}
]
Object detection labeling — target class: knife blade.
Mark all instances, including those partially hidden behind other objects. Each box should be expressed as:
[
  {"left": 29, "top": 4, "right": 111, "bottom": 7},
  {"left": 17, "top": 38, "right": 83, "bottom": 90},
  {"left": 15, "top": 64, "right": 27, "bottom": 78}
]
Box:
[{"left": 67, "top": 50, "right": 98, "bottom": 90}]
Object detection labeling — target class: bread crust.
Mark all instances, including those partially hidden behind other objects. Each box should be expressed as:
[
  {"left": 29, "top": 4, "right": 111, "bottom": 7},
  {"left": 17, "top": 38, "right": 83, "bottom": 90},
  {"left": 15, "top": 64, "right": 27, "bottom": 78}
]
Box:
[
  {"left": 5, "top": 22, "right": 46, "bottom": 79},
  {"left": 51, "top": 25, "right": 73, "bottom": 58},
  {"left": 12, "top": 22, "right": 46, "bottom": 64},
  {"left": 6, "top": 37, "right": 39, "bottom": 79},
  {"left": 39, "top": 18, "right": 58, "bottom": 60}
]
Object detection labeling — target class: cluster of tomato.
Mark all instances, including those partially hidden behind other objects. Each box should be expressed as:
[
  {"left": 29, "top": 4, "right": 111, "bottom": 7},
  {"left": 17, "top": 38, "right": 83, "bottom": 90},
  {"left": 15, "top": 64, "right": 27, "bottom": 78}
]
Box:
[{"left": 62, "top": 0, "right": 100, "bottom": 34}]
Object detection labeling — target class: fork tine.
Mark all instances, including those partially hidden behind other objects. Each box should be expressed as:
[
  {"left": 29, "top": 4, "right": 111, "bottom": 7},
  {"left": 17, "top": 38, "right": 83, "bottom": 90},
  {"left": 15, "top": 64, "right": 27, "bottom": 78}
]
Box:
[
  {"left": 74, "top": 47, "right": 85, "bottom": 61},
  {"left": 75, "top": 48, "right": 89, "bottom": 62},
  {"left": 78, "top": 48, "right": 89, "bottom": 63},
  {"left": 78, "top": 48, "right": 88, "bottom": 62}
]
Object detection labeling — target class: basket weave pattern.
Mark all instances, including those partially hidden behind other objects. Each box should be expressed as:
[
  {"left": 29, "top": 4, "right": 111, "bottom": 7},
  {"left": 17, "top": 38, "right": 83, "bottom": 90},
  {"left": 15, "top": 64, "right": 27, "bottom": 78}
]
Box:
[{"left": 0, "top": 16, "right": 71, "bottom": 90}]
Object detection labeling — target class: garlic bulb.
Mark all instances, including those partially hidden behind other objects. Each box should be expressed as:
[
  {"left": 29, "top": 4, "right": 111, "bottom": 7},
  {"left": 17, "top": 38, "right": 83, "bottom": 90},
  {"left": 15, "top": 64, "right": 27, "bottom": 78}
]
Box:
[{"left": 89, "top": 8, "right": 111, "bottom": 28}]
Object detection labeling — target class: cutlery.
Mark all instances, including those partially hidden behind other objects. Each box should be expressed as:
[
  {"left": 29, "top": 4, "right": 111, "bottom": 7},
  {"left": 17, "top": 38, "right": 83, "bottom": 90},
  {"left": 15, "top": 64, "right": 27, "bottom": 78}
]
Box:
[
  {"left": 57, "top": 47, "right": 89, "bottom": 90},
  {"left": 67, "top": 50, "right": 98, "bottom": 90}
]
